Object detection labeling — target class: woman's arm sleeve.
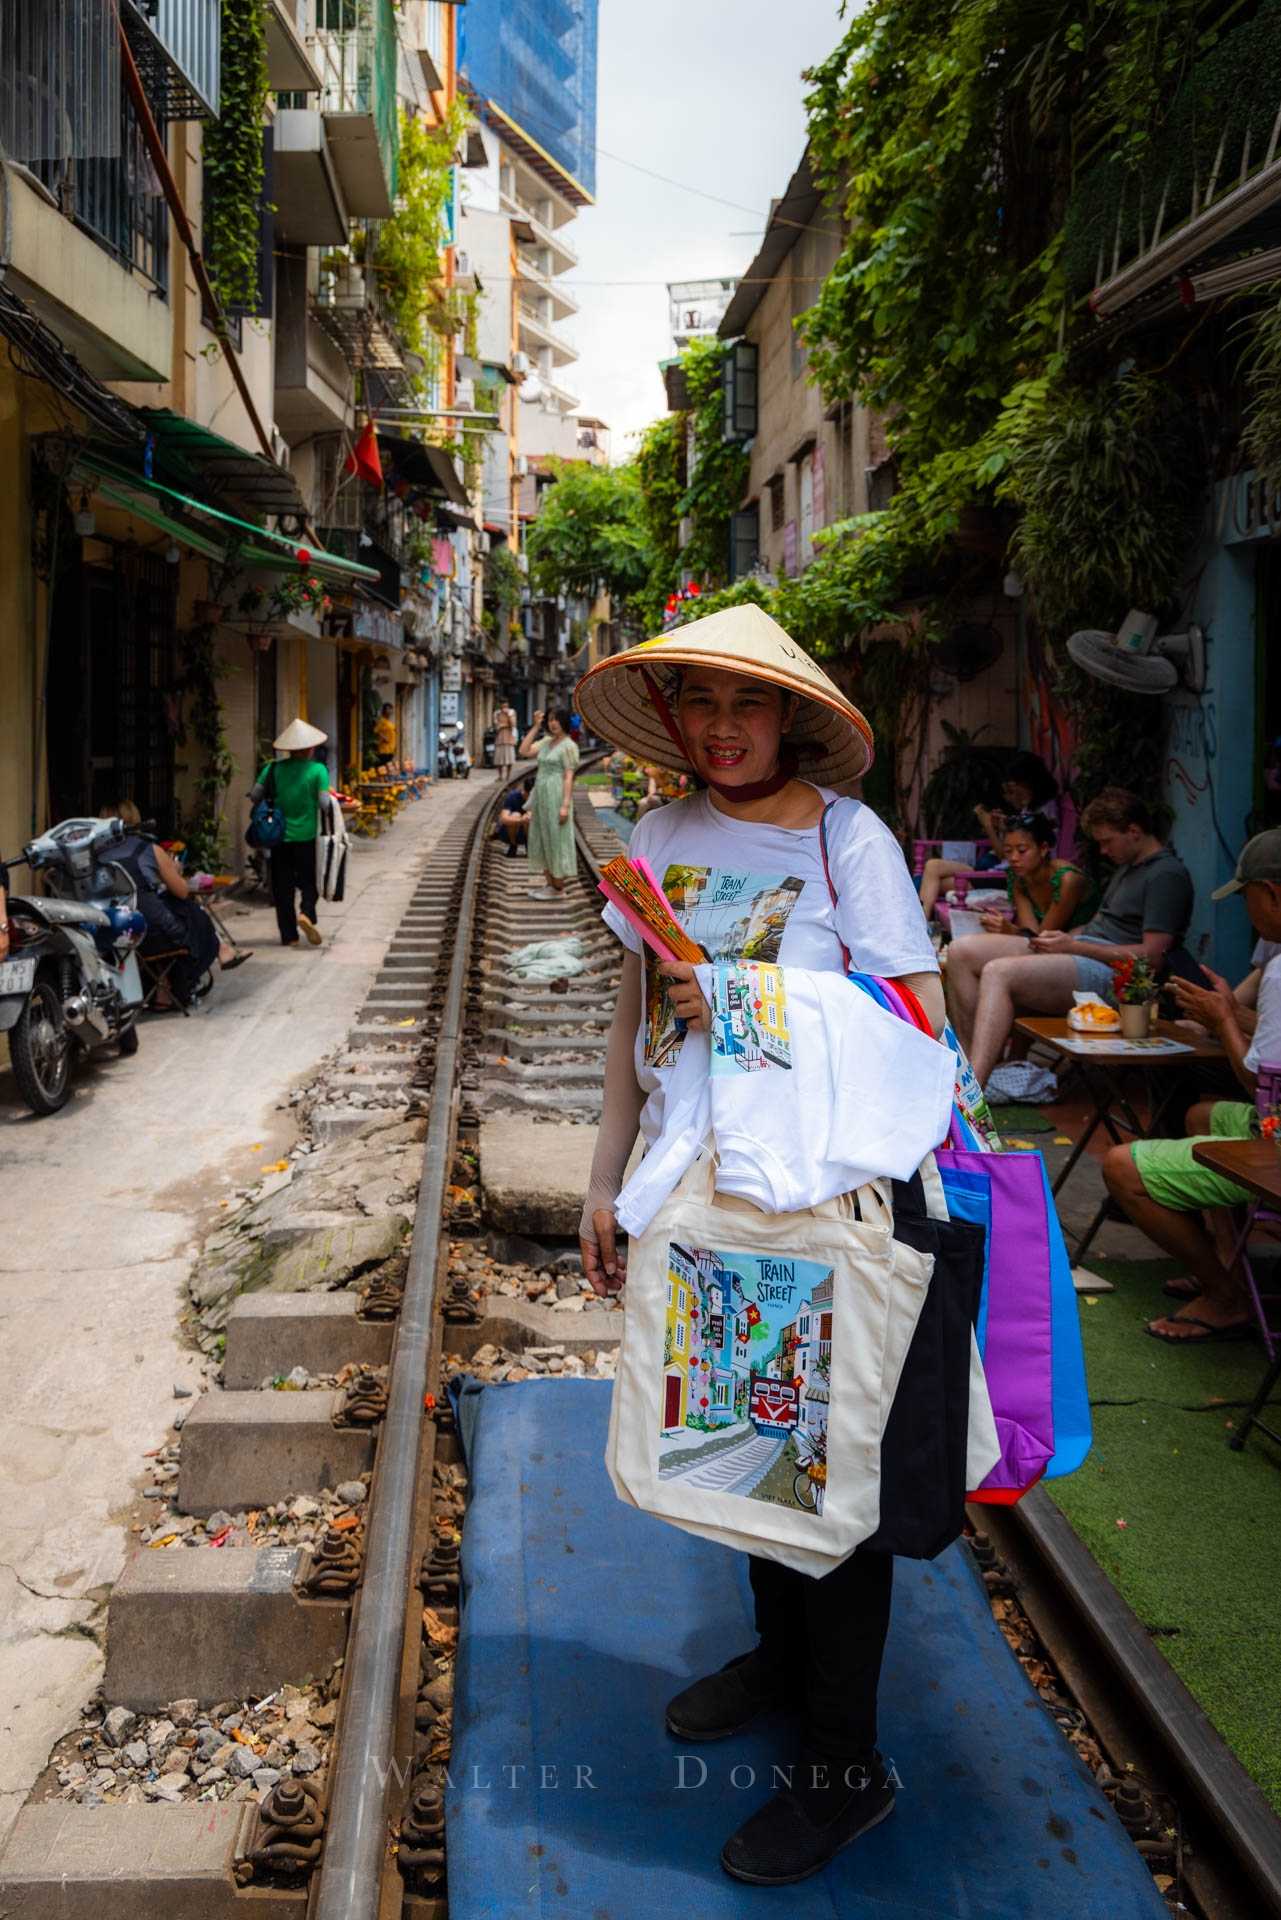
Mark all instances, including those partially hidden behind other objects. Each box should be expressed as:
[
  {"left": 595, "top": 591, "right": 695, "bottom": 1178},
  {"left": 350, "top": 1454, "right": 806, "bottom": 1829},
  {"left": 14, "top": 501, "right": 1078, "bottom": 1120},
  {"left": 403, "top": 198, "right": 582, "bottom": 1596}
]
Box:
[{"left": 579, "top": 950, "right": 646, "bottom": 1234}]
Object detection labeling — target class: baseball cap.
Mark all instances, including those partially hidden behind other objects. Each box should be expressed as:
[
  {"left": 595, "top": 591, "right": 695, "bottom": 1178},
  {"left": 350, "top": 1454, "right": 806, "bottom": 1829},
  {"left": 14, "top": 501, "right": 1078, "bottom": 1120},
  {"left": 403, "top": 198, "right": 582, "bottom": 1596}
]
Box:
[{"left": 1211, "top": 828, "right": 1281, "bottom": 899}]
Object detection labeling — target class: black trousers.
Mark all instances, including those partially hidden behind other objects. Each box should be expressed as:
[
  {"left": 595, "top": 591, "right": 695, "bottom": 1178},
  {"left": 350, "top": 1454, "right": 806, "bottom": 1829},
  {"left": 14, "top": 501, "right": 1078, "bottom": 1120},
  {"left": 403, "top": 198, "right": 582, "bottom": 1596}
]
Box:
[
  {"left": 271, "top": 840, "right": 318, "bottom": 944},
  {"left": 749, "top": 1550, "right": 893, "bottom": 1762}
]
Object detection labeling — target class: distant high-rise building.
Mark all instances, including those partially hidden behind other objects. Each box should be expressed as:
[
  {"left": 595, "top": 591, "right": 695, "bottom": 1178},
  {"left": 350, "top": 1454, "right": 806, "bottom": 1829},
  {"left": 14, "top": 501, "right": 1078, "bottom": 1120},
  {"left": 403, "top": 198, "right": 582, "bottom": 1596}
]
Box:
[
  {"left": 460, "top": 0, "right": 598, "bottom": 459},
  {"left": 669, "top": 278, "right": 739, "bottom": 352}
]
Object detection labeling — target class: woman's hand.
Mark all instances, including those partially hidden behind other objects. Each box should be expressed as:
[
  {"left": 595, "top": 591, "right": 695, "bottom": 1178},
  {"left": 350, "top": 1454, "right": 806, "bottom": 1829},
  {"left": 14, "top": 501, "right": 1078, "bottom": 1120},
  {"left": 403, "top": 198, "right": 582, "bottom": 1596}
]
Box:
[
  {"left": 979, "top": 910, "right": 1009, "bottom": 933},
  {"left": 558, "top": 803, "right": 570, "bottom": 823},
  {"left": 1030, "top": 927, "right": 1074, "bottom": 954},
  {"left": 660, "top": 961, "right": 710, "bottom": 1031},
  {"left": 581, "top": 1207, "right": 625, "bottom": 1295}
]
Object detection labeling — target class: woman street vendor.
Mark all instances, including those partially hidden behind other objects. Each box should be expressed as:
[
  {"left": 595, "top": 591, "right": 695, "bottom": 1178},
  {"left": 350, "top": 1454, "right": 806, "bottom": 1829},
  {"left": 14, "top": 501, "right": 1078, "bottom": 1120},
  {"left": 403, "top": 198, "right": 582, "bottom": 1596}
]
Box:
[{"left": 574, "top": 604, "right": 943, "bottom": 1886}]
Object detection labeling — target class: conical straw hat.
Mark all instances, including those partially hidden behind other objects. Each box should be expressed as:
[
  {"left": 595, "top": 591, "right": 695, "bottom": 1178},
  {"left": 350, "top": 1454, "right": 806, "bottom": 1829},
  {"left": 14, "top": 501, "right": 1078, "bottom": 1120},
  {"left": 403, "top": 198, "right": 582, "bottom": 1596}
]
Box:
[
  {"left": 273, "top": 717, "right": 328, "bottom": 750},
  {"left": 574, "top": 602, "right": 873, "bottom": 784}
]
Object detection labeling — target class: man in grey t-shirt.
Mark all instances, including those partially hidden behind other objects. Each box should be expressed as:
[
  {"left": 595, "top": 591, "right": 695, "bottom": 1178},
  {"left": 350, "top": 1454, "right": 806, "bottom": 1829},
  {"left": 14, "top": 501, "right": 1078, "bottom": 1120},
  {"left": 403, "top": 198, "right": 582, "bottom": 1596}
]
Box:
[{"left": 948, "top": 788, "right": 1193, "bottom": 1087}]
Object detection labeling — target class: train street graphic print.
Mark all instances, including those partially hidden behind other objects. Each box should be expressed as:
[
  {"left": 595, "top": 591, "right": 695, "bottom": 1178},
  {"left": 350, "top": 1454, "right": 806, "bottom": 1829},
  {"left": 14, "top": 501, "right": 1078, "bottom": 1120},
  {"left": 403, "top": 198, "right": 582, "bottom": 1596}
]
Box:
[
  {"left": 643, "top": 866, "right": 803, "bottom": 1069},
  {"left": 658, "top": 1240, "right": 833, "bottom": 1515}
]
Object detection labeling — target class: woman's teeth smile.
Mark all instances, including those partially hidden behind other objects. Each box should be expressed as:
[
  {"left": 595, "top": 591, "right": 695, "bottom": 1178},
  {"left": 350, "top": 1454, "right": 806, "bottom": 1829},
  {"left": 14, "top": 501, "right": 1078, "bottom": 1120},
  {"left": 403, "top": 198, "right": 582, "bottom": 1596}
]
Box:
[{"left": 706, "top": 740, "right": 747, "bottom": 768}]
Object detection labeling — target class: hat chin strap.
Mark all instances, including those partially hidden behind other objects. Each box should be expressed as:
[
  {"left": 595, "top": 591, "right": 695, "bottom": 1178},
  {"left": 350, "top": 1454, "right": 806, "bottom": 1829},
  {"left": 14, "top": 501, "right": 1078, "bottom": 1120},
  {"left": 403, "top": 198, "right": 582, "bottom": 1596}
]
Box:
[{"left": 638, "top": 665, "right": 797, "bottom": 805}]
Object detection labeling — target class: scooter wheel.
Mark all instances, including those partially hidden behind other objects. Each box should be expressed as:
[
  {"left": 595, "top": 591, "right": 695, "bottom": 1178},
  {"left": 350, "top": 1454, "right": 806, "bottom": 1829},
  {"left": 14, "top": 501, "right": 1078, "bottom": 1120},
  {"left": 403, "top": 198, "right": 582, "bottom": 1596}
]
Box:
[
  {"left": 11, "top": 975, "right": 72, "bottom": 1115},
  {"left": 118, "top": 1022, "right": 140, "bottom": 1057}
]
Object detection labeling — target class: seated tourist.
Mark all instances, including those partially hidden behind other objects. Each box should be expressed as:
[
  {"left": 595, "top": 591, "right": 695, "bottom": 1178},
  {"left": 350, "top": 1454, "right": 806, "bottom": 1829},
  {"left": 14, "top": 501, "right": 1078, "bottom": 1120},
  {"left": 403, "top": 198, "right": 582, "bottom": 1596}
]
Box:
[
  {"left": 948, "top": 787, "right": 1192, "bottom": 1087},
  {"left": 1103, "top": 828, "right": 1281, "bottom": 1344},
  {"left": 919, "top": 750, "right": 1060, "bottom": 921},
  {"left": 496, "top": 776, "right": 534, "bottom": 857},
  {"left": 103, "top": 803, "right": 249, "bottom": 1006}
]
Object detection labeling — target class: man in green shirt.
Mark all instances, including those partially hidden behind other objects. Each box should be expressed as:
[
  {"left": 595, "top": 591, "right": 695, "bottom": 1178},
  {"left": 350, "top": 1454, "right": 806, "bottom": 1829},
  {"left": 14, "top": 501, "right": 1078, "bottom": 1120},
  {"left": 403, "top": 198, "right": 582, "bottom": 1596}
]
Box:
[{"left": 255, "top": 719, "right": 331, "bottom": 946}]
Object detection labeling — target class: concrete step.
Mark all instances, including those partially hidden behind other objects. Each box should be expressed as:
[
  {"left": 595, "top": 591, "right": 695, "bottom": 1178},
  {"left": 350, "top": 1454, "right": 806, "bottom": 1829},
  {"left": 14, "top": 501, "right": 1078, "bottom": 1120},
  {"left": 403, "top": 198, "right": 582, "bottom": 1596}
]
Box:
[
  {"left": 224, "top": 1292, "right": 394, "bottom": 1388},
  {"left": 177, "top": 1391, "right": 375, "bottom": 1515},
  {"left": 311, "top": 1104, "right": 405, "bottom": 1143},
  {"left": 451, "top": 1295, "right": 622, "bottom": 1359},
  {"left": 346, "top": 1024, "right": 426, "bottom": 1049},
  {"left": 485, "top": 1030, "right": 609, "bottom": 1053},
  {"left": 104, "top": 1545, "right": 348, "bottom": 1710},
  {"left": 0, "top": 1804, "right": 305, "bottom": 1920}
]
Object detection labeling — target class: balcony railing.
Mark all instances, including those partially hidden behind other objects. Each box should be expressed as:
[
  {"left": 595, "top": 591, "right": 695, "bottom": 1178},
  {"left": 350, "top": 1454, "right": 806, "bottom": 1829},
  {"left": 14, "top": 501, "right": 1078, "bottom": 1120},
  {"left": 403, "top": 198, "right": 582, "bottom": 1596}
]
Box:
[
  {"left": 292, "top": 0, "right": 400, "bottom": 199},
  {"left": 120, "top": 0, "right": 221, "bottom": 120}
]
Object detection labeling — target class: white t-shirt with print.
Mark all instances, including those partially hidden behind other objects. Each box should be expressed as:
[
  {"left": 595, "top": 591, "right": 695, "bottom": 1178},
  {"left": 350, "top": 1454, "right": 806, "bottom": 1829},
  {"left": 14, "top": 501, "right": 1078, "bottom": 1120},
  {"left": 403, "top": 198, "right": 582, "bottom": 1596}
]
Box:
[
  {"left": 1245, "top": 954, "right": 1281, "bottom": 1074},
  {"left": 601, "top": 787, "right": 938, "bottom": 1146}
]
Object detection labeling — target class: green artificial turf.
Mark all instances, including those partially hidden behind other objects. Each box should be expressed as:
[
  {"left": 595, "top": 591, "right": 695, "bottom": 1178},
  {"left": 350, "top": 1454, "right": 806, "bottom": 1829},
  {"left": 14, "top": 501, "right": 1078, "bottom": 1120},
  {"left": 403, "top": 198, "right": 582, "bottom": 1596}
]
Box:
[
  {"left": 988, "top": 1103, "right": 1055, "bottom": 1133},
  {"left": 1050, "top": 1255, "right": 1281, "bottom": 1810}
]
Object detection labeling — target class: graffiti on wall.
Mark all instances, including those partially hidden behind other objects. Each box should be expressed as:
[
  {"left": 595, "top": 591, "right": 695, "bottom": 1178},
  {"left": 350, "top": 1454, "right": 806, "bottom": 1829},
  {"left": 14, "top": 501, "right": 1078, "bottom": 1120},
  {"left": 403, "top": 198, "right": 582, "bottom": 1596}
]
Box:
[{"left": 1166, "top": 697, "right": 1214, "bottom": 810}]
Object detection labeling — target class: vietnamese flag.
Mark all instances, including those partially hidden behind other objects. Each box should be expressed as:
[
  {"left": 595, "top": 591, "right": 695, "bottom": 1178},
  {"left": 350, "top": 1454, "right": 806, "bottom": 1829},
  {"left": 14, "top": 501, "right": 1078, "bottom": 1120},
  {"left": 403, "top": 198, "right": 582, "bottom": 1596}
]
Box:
[{"left": 345, "top": 420, "right": 383, "bottom": 488}]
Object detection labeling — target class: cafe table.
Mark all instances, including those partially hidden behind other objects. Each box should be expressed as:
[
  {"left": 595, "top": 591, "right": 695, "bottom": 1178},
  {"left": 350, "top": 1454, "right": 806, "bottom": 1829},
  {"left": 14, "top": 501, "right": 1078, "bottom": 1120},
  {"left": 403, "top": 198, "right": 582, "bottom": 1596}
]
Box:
[{"left": 1190, "top": 1136, "right": 1281, "bottom": 1454}]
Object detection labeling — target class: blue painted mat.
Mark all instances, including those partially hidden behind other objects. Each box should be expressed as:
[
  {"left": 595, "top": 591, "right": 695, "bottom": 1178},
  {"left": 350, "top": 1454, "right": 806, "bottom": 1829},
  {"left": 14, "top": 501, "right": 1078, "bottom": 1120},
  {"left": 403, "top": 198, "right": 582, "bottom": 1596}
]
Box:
[{"left": 447, "top": 1380, "right": 1166, "bottom": 1920}]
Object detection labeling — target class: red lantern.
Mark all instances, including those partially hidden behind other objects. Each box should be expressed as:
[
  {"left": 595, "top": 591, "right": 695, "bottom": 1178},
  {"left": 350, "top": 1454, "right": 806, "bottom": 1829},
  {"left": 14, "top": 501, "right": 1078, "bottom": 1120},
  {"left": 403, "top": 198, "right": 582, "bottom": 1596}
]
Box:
[
  {"left": 792, "top": 1375, "right": 804, "bottom": 1391},
  {"left": 699, "top": 1396, "right": 708, "bottom": 1409},
  {"left": 296, "top": 547, "right": 312, "bottom": 567}
]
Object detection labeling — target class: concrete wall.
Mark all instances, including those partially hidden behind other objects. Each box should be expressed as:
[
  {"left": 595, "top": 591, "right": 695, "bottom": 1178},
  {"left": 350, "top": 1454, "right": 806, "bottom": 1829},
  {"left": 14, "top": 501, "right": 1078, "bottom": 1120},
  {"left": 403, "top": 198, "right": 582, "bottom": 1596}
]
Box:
[
  {"left": 0, "top": 368, "right": 40, "bottom": 866},
  {"left": 1166, "top": 488, "right": 1262, "bottom": 980},
  {"left": 740, "top": 225, "right": 869, "bottom": 577}
]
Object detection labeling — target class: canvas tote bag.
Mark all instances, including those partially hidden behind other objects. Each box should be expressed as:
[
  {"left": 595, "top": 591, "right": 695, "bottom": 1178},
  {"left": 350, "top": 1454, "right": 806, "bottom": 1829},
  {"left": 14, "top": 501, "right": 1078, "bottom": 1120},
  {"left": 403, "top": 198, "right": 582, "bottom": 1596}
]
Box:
[{"left": 605, "top": 1153, "right": 934, "bottom": 1573}]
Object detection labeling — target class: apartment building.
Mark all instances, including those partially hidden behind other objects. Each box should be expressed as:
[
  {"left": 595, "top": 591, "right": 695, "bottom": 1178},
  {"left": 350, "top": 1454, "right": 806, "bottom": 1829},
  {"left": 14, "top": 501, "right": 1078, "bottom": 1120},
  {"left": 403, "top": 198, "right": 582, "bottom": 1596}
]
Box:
[
  {"left": 0, "top": 0, "right": 479, "bottom": 873},
  {"left": 457, "top": 0, "right": 600, "bottom": 717},
  {"left": 718, "top": 149, "right": 874, "bottom": 584}
]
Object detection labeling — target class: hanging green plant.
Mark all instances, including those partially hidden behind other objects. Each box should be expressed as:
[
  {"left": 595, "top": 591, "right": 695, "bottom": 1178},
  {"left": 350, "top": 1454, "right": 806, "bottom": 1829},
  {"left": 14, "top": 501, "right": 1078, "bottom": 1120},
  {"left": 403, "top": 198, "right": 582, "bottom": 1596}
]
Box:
[{"left": 203, "top": 0, "right": 269, "bottom": 313}]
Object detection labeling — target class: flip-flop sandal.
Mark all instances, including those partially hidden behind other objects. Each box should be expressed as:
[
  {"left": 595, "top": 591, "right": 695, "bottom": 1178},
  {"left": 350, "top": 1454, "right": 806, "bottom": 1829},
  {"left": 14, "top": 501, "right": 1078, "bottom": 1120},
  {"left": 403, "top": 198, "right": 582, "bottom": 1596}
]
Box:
[
  {"left": 1145, "top": 1315, "right": 1256, "bottom": 1344},
  {"left": 1161, "top": 1276, "right": 1199, "bottom": 1301},
  {"left": 221, "top": 950, "right": 253, "bottom": 971}
]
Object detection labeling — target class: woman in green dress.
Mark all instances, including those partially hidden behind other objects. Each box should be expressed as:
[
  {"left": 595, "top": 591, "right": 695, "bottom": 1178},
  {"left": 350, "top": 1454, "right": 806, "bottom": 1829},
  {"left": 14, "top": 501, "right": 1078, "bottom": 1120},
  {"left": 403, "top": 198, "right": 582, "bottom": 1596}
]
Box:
[{"left": 519, "top": 708, "right": 580, "bottom": 897}]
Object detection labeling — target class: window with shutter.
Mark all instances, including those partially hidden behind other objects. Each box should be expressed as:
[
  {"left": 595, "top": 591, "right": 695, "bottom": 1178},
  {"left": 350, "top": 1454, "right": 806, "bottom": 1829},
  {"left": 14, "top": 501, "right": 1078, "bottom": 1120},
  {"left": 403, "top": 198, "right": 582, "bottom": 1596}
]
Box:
[
  {"left": 729, "top": 507, "right": 760, "bottom": 581},
  {"left": 768, "top": 473, "right": 785, "bottom": 533},
  {"left": 721, "top": 340, "right": 758, "bottom": 440}
]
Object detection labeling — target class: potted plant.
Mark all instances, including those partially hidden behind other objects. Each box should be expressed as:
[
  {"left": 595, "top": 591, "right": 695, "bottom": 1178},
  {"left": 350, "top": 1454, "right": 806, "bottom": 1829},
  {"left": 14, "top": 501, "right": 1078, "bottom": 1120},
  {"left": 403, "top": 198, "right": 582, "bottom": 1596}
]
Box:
[{"left": 1112, "top": 955, "right": 1159, "bottom": 1038}]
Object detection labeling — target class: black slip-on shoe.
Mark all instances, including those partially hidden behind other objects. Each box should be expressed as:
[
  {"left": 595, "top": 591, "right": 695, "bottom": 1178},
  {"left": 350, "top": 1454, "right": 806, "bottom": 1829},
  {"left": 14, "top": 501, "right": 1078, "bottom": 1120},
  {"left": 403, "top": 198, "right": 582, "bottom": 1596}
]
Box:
[
  {"left": 664, "top": 1649, "right": 789, "bottom": 1742},
  {"left": 720, "top": 1752, "right": 895, "bottom": 1885}
]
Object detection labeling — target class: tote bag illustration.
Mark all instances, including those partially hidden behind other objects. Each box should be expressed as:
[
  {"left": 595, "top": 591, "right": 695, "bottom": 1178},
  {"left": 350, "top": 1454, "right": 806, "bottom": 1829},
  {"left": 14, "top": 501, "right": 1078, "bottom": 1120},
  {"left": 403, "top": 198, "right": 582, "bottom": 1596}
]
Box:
[{"left": 606, "top": 1155, "right": 934, "bottom": 1572}]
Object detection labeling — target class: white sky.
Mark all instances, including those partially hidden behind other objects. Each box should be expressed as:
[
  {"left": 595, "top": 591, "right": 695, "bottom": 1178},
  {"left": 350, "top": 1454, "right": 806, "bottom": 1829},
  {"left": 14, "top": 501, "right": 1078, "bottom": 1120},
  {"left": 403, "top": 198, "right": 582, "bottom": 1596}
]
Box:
[{"left": 566, "top": 0, "right": 849, "bottom": 454}]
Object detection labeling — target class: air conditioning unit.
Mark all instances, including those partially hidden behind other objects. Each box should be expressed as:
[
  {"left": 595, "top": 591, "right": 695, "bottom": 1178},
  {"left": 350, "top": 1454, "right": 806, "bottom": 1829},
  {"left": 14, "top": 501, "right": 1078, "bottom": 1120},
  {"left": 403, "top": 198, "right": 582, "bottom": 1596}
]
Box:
[
  {"left": 513, "top": 454, "right": 529, "bottom": 478},
  {"left": 454, "top": 378, "right": 475, "bottom": 411},
  {"left": 516, "top": 551, "right": 529, "bottom": 573},
  {"left": 510, "top": 349, "right": 531, "bottom": 377}
]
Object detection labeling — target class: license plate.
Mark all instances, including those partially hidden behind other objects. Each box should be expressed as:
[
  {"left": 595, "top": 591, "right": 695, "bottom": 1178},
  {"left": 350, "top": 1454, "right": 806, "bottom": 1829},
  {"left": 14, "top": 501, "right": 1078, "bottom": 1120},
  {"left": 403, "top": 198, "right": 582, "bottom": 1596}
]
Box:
[{"left": 0, "top": 957, "right": 36, "bottom": 995}]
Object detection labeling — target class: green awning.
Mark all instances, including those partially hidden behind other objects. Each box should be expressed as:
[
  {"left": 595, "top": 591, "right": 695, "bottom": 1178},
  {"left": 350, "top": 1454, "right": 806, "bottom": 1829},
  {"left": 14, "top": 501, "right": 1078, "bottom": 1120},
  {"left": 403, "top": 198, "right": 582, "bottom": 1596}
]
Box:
[
  {"left": 73, "top": 452, "right": 380, "bottom": 586},
  {"left": 138, "top": 409, "right": 308, "bottom": 520}
]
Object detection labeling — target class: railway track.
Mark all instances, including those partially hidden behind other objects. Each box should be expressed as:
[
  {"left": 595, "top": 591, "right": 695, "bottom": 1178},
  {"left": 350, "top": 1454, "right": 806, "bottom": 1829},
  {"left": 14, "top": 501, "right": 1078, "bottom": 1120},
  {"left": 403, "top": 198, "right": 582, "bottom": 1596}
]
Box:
[
  {"left": 2, "top": 762, "right": 1279, "bottom": 1917},
  {"left": 0, "top": 767, "right": 623, "bottom": 1917}
]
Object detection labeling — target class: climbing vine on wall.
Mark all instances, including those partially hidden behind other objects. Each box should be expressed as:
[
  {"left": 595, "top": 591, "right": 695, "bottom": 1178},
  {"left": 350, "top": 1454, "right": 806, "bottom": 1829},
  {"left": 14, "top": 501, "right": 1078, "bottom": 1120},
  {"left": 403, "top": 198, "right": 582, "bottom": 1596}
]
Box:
[
  {"left": 375, "top": 99, "right": 471, "bottom": 367},
  {"left": 202, "top": 0, "right": 269, "bottom": 313}
]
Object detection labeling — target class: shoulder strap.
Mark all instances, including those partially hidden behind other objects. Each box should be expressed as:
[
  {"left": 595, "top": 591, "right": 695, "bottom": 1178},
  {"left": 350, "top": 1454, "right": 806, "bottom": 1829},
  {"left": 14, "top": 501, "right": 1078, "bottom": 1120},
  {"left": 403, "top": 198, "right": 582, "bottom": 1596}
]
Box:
[
  {"left": 817, "top": 800, "right": 851, "bottom": 973},
  {"left": 266, "top": 764, "right": 277, "bottom": 801}
]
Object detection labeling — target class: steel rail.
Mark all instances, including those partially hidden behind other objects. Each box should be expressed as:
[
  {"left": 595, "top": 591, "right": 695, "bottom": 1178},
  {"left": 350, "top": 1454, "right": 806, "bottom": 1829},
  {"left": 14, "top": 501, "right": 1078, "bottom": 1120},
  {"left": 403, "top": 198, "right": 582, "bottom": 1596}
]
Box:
[
  {"left": 990, "top": 1490, "right": 1281, "bottom": 1919},
  {"left": 313, "top": 781, "right": 496, "bottom": 1920}
]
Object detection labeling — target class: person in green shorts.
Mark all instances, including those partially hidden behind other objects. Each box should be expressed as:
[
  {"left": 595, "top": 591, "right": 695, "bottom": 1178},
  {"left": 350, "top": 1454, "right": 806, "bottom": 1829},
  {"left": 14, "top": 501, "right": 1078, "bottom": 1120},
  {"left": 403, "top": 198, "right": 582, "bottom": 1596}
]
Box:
[
  {"left": 254, "top": 719, "right": 331, "bottom": 948},
  {"left": 1103, "top": 827, "right": 1281, "bottom": 1345}
]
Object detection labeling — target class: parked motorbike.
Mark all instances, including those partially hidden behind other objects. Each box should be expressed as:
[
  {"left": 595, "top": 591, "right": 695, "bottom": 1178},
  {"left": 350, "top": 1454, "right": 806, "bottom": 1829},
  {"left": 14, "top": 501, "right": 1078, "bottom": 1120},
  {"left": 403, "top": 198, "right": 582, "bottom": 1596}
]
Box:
[
  {"left": 0, "top": 817, "right": 147, "bottom": 1115},
  {"left": 437, "top": 723, "right": 471, "bottom": 780},
  {"left": 481, "top": 725, "right": 497, "bottom": 768}
]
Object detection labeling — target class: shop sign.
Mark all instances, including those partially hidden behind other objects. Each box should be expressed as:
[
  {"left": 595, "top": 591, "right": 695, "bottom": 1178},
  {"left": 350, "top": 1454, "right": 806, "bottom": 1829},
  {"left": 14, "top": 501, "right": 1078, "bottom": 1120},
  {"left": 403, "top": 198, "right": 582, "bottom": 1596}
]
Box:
[
  {"left": 442, "top": 659, "right": 462, "bottom": 691},
  {"left": 440, "top": 691, "right": 460, "bottom": 722}
]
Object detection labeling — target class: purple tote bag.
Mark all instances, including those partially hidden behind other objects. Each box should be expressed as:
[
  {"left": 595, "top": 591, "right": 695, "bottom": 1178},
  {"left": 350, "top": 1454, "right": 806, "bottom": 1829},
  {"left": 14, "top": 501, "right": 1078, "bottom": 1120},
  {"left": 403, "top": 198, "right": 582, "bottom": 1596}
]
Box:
[{"left": 936, "top": 1149, "right": 1056, "bottom": 1498}]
